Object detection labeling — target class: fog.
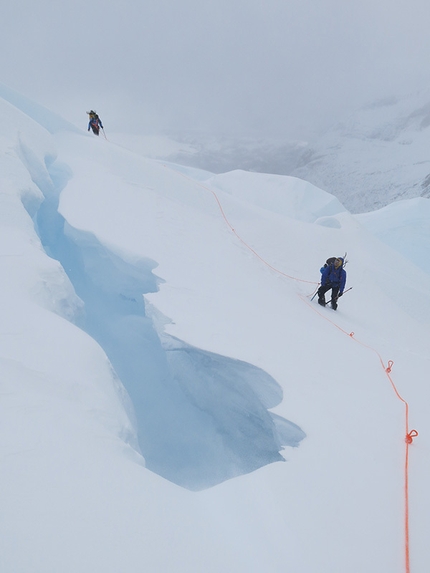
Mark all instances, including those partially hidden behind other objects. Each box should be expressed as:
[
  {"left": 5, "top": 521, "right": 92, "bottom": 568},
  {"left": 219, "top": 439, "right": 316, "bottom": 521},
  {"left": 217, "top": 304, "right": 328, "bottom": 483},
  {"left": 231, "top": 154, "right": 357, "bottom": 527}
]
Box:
[{"left": 2, "top": 0, "right": 430, "bottom": 139}]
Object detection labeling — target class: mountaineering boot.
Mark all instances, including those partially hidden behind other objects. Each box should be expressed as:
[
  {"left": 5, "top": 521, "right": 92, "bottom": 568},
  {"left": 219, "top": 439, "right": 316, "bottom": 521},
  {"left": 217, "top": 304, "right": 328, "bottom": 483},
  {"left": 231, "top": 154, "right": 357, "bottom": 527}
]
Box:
[
  {"left": 331, "top": 301, "right": 338, "bottom": 310},
  {"left": 318, "top": 298, "right": 326, "bottom": 307}
]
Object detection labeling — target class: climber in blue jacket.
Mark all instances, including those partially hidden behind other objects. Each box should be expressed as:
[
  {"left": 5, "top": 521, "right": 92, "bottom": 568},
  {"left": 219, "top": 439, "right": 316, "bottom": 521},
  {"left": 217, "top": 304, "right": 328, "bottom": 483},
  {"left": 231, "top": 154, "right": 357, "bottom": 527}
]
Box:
[
  {"left": 317, "top": 257, "right": 346, "bottom": 310},
  {"left": 87, "top": 110, "right": 103, "bottom": 136}
]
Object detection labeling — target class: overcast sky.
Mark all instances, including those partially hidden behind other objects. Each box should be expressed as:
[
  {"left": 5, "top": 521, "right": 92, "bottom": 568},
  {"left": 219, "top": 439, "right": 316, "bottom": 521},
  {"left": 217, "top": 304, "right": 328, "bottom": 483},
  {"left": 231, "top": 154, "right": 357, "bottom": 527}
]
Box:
[{"left": 1, "top": 0, "right": 430, "bottom": 139}]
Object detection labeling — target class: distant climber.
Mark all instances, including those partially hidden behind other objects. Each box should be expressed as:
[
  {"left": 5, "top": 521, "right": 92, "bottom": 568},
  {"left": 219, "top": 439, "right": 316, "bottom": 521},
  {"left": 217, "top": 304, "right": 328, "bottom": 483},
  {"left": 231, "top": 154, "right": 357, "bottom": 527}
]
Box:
[
  {"left": 317, "top": 257, "right": 347, "bottom": 310},
  {"left": 87, "top": 110, "right": 103, "bottom": 136}
]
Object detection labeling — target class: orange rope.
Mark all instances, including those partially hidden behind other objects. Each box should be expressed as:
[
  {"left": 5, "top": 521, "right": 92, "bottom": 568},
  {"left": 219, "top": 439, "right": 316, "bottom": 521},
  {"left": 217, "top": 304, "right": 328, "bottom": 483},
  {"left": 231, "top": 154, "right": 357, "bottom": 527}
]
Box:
[
  {"left": 300, "top": 295, "right": 417, "bottom": 573},
  {"left": 165, "top": 164, "right": 417, "bottom": 572},
  {"left": 169, "top": 167, "right": 318, "bottom": 285}
]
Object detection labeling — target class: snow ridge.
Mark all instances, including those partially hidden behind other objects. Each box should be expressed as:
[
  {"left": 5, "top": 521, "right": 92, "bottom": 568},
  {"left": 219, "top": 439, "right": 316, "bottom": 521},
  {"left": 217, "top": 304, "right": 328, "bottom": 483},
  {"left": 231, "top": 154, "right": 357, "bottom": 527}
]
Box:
[{"left": 19, "top": 126, "right": 305, "bottom": 490}]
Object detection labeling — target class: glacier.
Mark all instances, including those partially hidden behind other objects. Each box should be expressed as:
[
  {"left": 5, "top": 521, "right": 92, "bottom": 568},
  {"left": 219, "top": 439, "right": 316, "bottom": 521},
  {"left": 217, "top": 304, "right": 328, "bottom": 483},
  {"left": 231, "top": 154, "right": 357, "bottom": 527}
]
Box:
[{"left": 0, "top": 84, "right": 429, "bottom": 572}]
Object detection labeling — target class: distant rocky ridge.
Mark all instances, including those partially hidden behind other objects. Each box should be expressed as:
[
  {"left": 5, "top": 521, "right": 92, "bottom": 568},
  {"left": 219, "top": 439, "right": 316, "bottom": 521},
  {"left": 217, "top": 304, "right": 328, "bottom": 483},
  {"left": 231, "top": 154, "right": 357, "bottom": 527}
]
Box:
[{"left": 154, "top": 89, "right": 430, "bottom": 213}]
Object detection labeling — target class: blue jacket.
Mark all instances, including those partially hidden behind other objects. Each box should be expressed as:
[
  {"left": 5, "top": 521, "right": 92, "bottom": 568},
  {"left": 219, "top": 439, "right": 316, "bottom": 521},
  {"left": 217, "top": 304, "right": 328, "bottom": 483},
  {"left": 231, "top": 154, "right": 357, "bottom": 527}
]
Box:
[
  {"left": 88, "top": 116, "right": 103, "bottom": 130},
  {"left": 320, "top": 262, "right": 346, "bottom": 294}
]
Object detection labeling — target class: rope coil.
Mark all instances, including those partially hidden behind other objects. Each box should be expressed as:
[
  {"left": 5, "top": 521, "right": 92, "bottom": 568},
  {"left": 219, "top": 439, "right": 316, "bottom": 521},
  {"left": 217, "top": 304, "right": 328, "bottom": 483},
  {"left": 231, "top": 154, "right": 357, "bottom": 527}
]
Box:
[{"left": 406, "top": 430, "right": 419, "bottom": 444}]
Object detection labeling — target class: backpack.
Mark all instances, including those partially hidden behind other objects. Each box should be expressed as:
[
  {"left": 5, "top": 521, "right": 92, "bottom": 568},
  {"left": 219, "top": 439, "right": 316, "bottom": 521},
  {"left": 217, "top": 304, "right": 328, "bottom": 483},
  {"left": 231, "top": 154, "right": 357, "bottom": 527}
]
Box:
[
  {"left": 320, "top": 256, "right": 348, "bottom": 275},
  {"left": 322, "top": 255, "right": 348, "bottom": 269},
  {"left": 322, "top": 257, "right": 337, "bottom": 270}
]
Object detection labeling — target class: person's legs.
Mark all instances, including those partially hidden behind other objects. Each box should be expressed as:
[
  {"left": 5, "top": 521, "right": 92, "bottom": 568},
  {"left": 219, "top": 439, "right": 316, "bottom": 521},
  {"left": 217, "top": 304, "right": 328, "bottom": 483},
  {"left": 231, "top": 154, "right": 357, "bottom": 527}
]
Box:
[
  {"left": 317, "top": 284, "right": 332, "bottom": 306},
  {"left": 331, "top": 286, "right": 340, "bottom": 309}
]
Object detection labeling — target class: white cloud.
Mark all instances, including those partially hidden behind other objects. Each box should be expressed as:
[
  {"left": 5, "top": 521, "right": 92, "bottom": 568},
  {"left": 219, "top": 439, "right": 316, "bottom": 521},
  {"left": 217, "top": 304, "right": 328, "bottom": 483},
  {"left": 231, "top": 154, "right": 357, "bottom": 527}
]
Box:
[{"left": 1, "top": 0, "right": 430, "bottom": 137}]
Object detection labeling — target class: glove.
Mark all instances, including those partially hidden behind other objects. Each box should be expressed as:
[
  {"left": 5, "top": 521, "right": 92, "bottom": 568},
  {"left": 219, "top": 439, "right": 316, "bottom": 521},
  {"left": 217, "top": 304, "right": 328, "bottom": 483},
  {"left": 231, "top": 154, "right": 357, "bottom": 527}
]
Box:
[
  {"left": 88, "top": 128, "right": 90, "bottom": 131},
  {"left": 338, "top": 292, "right": 343, "bottom": 297}
]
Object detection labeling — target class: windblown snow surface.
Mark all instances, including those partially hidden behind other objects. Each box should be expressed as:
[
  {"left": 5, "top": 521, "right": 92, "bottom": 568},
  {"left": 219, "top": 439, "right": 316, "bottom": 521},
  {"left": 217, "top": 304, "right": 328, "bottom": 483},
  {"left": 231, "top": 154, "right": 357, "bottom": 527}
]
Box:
[{"left": 0, "top": 83, "right": 429, "bottom": 573}]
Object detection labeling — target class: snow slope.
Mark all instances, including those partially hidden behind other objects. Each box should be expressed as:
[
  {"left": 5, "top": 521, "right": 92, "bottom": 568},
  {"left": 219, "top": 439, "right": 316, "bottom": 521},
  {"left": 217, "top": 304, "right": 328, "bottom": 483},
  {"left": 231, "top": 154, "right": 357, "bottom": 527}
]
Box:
[
  {"left": 1, "top": 85, "right": 430, "bottom": 572},
  {"left": 355, "top": 197, "right": 430, "bottom": 276}
]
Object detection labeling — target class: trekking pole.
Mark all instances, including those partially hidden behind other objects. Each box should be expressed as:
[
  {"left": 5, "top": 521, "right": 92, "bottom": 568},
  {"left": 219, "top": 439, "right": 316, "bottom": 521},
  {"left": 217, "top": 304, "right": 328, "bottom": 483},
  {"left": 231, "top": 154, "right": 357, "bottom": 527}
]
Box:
[
  {"left": 310, "top": 286, "right": 320, "bottom": 301},
  {"left": 102, "top": 127, "right": 107, "bottom": 140},
  {"left": 335, "top": 286, "right": 353, "bottom": 301}
]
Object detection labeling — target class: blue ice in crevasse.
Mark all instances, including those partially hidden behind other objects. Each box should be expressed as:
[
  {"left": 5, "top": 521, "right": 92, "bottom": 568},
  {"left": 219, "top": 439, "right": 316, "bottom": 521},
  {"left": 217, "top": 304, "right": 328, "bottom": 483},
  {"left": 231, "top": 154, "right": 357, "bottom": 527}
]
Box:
[{"left": 20, "top": 138, "right": 306, "bottom": 491}]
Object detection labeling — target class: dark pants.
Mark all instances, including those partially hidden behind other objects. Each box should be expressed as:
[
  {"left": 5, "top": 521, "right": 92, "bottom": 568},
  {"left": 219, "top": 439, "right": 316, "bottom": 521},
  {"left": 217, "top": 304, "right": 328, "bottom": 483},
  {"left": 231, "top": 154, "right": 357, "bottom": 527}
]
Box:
[{"left": 318, "top": 283, "right": 340, "bottom": 307}]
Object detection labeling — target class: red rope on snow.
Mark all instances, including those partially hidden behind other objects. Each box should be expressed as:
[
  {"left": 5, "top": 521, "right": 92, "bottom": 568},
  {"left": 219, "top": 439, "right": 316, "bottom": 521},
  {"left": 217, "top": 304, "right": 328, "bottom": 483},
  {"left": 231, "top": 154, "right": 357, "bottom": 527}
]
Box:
[
  {"left": 163, "top": 163, "right": 418, "bottom": 573},
  {"left": 300, "top": 295, "right": 417, "bottom": 573}
]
